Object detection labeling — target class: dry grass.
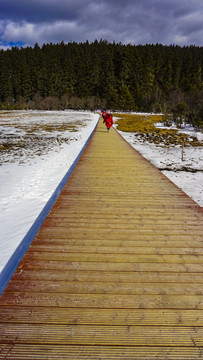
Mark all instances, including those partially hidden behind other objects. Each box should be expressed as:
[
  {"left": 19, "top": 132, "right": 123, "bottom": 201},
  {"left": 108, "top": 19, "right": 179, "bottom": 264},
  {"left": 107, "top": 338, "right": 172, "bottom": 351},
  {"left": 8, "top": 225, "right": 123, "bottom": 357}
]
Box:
[
  {"left": 0, "top": 118, "right": 84, "bottom": 165},
  {"left": 115, "top": 114, "right": 203, "bottom": 147}
]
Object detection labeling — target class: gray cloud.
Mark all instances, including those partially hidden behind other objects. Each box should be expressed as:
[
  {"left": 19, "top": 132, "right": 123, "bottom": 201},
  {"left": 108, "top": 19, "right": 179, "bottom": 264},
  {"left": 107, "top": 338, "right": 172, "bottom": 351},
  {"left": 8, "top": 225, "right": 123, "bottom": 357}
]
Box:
[{"left": 0, "top": 0, "right": 202, "bottom": 48}]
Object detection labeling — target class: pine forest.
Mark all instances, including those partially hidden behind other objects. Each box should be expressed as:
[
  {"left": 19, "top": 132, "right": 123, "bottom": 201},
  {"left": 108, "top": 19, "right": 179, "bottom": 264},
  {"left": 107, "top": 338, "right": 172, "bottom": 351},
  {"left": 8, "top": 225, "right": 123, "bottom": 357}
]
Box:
[{"left": 0, "top": 40, "right": 203, "bottom": 127}]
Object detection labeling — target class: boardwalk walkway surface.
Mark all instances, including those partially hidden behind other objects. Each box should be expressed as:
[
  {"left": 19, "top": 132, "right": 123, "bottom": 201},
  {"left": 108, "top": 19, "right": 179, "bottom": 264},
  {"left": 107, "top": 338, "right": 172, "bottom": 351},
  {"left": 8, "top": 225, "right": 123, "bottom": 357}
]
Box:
[{"left": 0, "top": 117, "right": 203, "bottom": 359}]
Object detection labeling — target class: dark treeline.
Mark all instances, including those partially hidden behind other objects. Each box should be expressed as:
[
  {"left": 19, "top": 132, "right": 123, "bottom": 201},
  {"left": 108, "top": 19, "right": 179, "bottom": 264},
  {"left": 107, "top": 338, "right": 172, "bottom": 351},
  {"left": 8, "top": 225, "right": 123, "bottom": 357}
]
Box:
[{"left": 0, "top": 40, "right": 203, "bottom": 126}]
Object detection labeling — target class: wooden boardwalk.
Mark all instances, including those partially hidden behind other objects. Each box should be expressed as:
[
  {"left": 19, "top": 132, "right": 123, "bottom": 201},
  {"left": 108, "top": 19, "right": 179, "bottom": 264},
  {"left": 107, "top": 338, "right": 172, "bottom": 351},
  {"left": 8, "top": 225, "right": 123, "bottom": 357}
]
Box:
[{"left": 0, "top": 117, "right": 203, "bottom": 359}]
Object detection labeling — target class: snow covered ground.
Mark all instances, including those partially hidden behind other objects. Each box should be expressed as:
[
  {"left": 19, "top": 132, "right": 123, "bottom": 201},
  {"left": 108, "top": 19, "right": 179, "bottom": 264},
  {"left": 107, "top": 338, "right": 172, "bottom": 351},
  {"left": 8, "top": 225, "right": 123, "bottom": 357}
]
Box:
[
  {"left": 0, "top": 110, "right": 202, "bottom": 274},
  {"left": 114, "top": 117, "right": 203, "bottom": 208},
  {"left": 0, "top": 110, "right": 99, "bottom": 273}
]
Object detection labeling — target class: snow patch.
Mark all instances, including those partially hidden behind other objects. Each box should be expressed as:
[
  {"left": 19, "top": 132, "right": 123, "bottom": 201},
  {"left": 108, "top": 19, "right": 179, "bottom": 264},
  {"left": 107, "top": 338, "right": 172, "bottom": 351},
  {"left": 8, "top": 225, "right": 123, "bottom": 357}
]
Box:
[{"left": 0, "top": 110, "right": 99, "bottom": 273}]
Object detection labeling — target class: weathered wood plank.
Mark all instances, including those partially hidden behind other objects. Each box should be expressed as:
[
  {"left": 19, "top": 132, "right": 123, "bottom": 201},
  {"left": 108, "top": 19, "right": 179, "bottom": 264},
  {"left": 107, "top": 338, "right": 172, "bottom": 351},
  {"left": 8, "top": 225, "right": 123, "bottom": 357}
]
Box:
[
  {"left": 4, "top": 280, "right": 203, "bottom": 296},
  {"left": 48, "top": 210, "right": 203, "bottom": 220},
  {"left": 12, "top": 269, "right": 203, "bottom": 283},
  {"left": 21, "top": 251, "right": 203, "bottom": 264},
  {"left": 34, "top": 232, "right": 203, "bottom": 241},
  {"left": 37, "top": 227, "right": 203, "bottom": 237},
  {"left": 0, "top": 292, "right": 202, "bottom": 309},
  {"left": 42, "top": 217, "right": 203, "bottom": 227},
  {"left": 1, "top": 307, "right": 202, "bottom": 326},
  {"left": 19, "top": 259, "right": 203, "bottom": 273},
  {"left": 31, "top": 238, "right": 203, "bottom": 249},
  {"left": 28, "top": 244, "right": 203, "bottom": 255},
  {"left": 1, "top": 323, "right": 203, "bottom": 346},
  {"left": 0, "top": 344, "right": 202, "bottom": 360}
]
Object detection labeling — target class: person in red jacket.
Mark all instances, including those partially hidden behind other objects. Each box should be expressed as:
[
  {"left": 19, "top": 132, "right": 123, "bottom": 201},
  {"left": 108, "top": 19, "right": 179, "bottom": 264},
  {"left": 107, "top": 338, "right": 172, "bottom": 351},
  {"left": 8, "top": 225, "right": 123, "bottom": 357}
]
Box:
[{"left": 103, "top": 110, "right": 113, "bottom": 132}]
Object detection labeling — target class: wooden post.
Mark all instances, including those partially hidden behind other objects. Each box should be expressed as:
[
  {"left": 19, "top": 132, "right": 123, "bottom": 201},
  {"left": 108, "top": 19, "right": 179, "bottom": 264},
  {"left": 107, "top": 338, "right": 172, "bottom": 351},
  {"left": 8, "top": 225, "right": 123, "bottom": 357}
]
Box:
[{"left": 181, "top": 139, "right": 184, "bottom": 161}]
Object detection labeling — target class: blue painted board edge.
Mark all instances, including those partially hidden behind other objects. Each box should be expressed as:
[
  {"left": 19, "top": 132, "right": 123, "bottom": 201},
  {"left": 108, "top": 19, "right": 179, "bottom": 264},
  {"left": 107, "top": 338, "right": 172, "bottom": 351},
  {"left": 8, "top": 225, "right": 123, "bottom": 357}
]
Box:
[{"left": 0, "top": 117, "right": 99, "bottom": 295}]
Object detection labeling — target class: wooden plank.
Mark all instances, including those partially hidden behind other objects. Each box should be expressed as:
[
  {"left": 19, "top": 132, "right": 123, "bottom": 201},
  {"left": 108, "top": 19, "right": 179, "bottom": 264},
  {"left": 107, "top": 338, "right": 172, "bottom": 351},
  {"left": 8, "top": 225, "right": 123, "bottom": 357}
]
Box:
[
  {"left": 47, "top": 213, "right": 203, "bottom": 220},
  {"left": 1, "top": 323, "right": 203, "bottom": 346},
  {"left": 50, "top": 207, "right": 202, "bottom": 216},
  {"left": 1, "top": 307, "right": 202, "bottom": 326},
  {"left": 31, "top": 238, "right": 203, "bottom": 248},
  {"left": 42, "top": 216, "right": 203, "bottom": 226},
  {"left": 37, "top": 227, "right": 203, "bottom": 237},
  {"left": 34, "top": 232, "right": 203, "bottom": 241},
  {"left": 4, "top": 280, "right": 203, "bottom": 296},
  {"left": 21, "top": 251, "right": 203, "bottom": 264},
  {"left": 12, "top": 269, "right": 203, "bottom": 283},
  {"left": 0, "top": 344, "right": 202, "bottom": 360},
  {"left": 0, "top": 292, "right": 202, "bottom": 309},
  {"left": 28, "top": 244, "right": 203, "bottom": 255},
  {"left": 19, "top": 259, "right": 203, "bottom": 273}
]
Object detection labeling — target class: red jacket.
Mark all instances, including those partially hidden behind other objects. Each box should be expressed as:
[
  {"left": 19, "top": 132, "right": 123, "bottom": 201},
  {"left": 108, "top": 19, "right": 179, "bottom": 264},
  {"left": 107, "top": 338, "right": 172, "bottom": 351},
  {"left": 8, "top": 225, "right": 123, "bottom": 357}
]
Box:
[{"left": 103, "top": 113, "right": 113, "bottom": 127}]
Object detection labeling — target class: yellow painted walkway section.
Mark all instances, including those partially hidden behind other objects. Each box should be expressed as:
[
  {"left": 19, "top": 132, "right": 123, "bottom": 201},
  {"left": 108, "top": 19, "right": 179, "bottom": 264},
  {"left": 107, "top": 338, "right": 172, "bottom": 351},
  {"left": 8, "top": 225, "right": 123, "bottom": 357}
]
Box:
[{"left": 0, "top": 117, "right": 203, "bottom": 359}]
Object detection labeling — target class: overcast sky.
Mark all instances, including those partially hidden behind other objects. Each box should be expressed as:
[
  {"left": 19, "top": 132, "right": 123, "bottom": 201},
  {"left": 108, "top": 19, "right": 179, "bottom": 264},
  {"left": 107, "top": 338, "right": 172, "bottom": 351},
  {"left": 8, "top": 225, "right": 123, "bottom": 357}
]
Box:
[{"left": 0, "top": 0, "right": 202, "bottom": 49}]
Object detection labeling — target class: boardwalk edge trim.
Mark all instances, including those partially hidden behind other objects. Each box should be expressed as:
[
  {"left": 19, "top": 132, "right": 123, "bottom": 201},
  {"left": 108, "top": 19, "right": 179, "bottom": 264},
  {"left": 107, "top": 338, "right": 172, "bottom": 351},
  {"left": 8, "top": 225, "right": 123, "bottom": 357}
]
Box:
[{"left": 0, "top": 116, "right": 99, "bottom": 295}]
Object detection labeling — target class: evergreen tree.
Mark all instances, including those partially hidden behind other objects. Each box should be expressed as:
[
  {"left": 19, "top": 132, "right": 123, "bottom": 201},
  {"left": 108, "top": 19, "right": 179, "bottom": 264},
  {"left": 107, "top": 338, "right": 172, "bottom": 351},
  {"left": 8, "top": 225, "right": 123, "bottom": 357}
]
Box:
[
  {"left": 119, "top": 84, "right": 135, "bottom": 110},
  {"left": 0, "top": 51, "right": 13, "bottom": 102}
]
